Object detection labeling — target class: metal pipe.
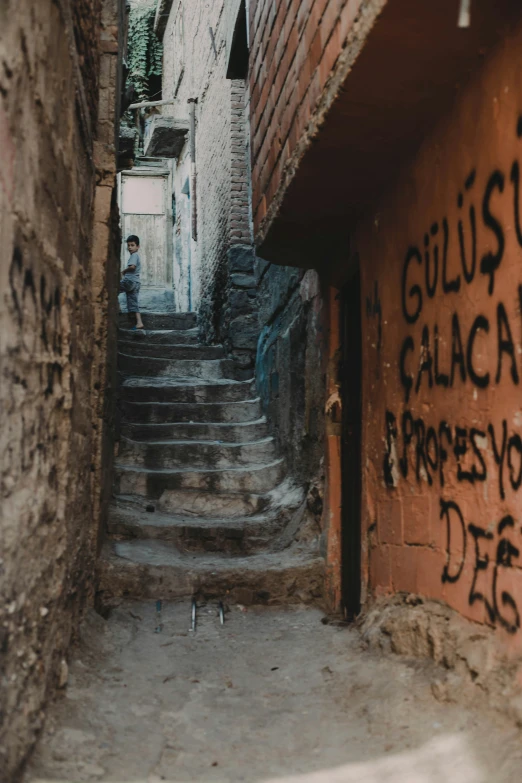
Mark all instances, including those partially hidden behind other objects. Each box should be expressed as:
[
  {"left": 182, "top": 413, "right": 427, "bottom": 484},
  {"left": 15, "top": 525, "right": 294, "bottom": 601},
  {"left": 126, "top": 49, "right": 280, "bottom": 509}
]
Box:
[
  {"left": 188, "top": 98, "right": 198, "bottom": 241},
  {"left": 128, "top": 98, "right": 178, "bottom": 110}
]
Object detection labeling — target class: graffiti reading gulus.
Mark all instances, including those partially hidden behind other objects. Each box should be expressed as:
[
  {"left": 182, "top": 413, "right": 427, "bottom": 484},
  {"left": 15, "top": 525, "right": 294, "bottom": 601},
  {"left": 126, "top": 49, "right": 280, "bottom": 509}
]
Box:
[{"left": 382, "top": 117, "right": 522, "bottom": 634}]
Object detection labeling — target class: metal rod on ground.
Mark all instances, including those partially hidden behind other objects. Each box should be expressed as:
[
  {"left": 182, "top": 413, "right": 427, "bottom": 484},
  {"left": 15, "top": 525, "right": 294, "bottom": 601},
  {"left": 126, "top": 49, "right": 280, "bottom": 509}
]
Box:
[
  {"left": 191, "top": 598, "right": 197, "bottom": 632},
  {"left": 155, "top": 599, "right": 163, "bottom": 633}
]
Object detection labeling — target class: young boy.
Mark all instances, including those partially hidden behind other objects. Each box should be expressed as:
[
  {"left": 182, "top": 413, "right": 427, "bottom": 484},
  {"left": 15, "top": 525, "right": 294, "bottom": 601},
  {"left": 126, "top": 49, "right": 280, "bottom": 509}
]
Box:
[{"left": 119, "top": 235, "right": 144, "bottom": 330}]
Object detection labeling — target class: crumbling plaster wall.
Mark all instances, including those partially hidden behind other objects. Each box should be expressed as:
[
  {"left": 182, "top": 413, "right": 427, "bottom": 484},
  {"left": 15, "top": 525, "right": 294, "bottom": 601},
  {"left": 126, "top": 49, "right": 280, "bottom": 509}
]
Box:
[
  {"left": 162, "top": 0, "right": 232, "bottom": 329},
  {"left": 256, "top": 265, "right": 326, "bottom": 493},
  {"left": 356, "top": 17, "right": 522, "bottom": 652},
  {"left": 0, "top": 0, "right": 121, "bottom": 777},
  {"left": 161, "top": 0, "right": 256, "bottom": 374}
]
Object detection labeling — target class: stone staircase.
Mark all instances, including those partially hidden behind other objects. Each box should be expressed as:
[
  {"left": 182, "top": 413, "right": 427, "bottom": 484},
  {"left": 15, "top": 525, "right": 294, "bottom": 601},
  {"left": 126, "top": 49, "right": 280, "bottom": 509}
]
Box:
[{"left": 98, "top": 311, "right": 324, "bottom": 606}]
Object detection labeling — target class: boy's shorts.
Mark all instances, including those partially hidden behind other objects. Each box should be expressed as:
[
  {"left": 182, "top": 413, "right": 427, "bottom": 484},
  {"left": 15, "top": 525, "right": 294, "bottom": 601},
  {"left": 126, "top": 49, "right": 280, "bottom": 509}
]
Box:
[{"left": 119, "top": 278, "right": 140, "bottom": 313}]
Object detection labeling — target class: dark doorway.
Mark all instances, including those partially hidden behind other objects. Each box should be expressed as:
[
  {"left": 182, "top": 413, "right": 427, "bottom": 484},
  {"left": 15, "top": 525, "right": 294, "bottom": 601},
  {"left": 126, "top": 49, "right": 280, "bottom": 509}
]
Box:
[{"left": 340, "top": 271, "right": 362, "bottom": 619}]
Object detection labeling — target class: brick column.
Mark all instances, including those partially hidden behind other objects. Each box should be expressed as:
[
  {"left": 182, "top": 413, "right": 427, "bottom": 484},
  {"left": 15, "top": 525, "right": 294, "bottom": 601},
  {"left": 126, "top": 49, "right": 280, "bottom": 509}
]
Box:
[{"left": 224, "top": 80, "right": 259, "bottom": 377}]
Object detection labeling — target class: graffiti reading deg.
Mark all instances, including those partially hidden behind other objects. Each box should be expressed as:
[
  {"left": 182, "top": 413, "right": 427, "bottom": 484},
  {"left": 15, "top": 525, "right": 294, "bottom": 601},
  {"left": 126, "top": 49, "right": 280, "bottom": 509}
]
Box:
[{"left": 382, "top": 117, "right": 522, "bottom": 634}]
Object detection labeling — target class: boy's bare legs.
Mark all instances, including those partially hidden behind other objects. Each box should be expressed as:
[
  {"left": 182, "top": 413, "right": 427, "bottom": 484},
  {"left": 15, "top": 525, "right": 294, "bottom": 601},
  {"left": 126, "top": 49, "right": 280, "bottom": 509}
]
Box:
[{"left": 135, "top": 311, "right": 144, "bottom": 329}]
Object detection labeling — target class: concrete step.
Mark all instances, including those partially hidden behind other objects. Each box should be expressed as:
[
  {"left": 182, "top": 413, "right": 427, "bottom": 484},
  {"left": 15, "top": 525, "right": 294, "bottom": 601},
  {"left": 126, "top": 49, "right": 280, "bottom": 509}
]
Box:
[
  {"left": 98, "top": 539, "right": 324, "bottom": 604},
  {"left": 118, "top": 354, "right": 225, "bottom": 380},
  {"left": 119, "top": 378, "right": 255, "bottom": 404},
  {"left": 143, "top": 487, "right": 270, "bottom": 518},
  {"left": 118, "top": 328, "right": 200, "bottom": 345},
  {"left": 114, "top": 459, "right": 285, "bottom": 497},
  {"left": 120, "top": 399, "right": 262, "bottom": 424},
  {"left": 118, "top": 312, "right": 197, "bottom": 330},
  {"left": 108, "top": 478, "right": 305, "bottom": 521},
  {"left": 107, "top": 500, "right": 282, "bottom": 554},
  {"left": 117, "top": 436, "right": 277, "bottom": 470},
  {"left": 118, "top": 341, "right": 224, "bottom": 360},
  {"left": 120, "top": 418, "right": 268, "bottom": 442}
]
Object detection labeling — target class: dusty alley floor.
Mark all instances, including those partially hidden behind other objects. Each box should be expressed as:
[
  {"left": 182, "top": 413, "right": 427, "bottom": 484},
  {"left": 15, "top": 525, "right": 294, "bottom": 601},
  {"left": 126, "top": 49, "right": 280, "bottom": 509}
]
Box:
[{"left": 25, "top": 603, "right": 522, "bottom": 783}]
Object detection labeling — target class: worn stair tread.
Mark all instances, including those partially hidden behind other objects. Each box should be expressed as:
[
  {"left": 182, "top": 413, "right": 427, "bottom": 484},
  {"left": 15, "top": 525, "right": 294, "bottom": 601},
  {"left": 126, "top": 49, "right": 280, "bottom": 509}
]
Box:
[
  {"left": 119, "top": 435, "right": 274, "bottom": 448},
  {"left": 118, "top": 328, "right": 200, "bottom": 341},
  {"left": 118, "top": 312, "right": 197, "bottom": 330},
  {"left": 115, "top": 459, "right": 285, "bottom": 495},
  {"left": 104, "top": 538, "right": 321, "bottom": 570},
  {"left": 118, "top": 353, "right": 225, "bottom": 376},
  {"left": 118, "top": 341, "right": 222, "bottom": 350},
  {"left": 108, "top": 478, "right": 303, "bottom": 522},
  {"left": 108, "top": 498, "right": 286, "bottom": 556},
  {"left": 108, "top": 502, "right": 277, "bottom": 531},
  {"left": 122, "top": 416, "right": 266, "bottom": 427},
  {"left": 99, "top": 538, "right": 324, "bottom": 603},
  {"left": 116, "top": 435, "right": 277, "bottom": 470},
  {"left": 115, "top": 458, "right": 284, "bottom": 476},
  {"left": 118, "top": 342, "right": 225, "bottom": 360},
  {"left": 118, "top": 342, "right": 222, "bottom": 349},
  {"left": 121, "top": 376, "right": 253, "bottom": 388},
  {"left": 118, "top": 328, "right": 199, "bottom": 334},
  {"left": 119, "top": 379, "right": 257, "bottom": 405},
  {"left": 118, "top": 351, "right": 223, "bottom": 360},
  {"left": 120, "top": 418, "right": 268, "bottom": 442},
  {"left": 119, "top": 399, "right": 263, "bottom": 423},
  {"left": 108, "top": 487, "right": 277, "bottom": 519}
]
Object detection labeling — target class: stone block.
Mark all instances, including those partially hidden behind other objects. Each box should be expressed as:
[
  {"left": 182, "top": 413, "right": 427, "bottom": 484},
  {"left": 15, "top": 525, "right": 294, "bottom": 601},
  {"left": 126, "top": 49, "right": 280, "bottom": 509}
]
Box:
[
  {"left": 228, "top": 244, "right": 255, "bottom": 273},
  {"left": 230, "top": 273, "right": 257, "bottom": 289},
  {"left": 229, "top": 289, "right": 256, "bottom": 318},
  {"left": 228, "top": 315, "right": 259, "bottom": 350}
]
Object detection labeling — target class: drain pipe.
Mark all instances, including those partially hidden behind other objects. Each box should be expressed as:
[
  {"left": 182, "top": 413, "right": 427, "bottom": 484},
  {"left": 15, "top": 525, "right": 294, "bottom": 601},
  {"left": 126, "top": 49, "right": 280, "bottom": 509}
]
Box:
[{"left": 188, "top": 98, "right": 198, "bottom": 242}]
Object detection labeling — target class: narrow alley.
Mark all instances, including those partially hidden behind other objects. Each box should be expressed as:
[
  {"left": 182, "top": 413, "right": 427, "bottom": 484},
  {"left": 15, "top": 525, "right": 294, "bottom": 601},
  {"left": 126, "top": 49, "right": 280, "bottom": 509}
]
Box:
[
  {"left": 4, "top": 0, "right": 522, "bottom": 781},
  {"left": 23, "top": 602, "right": 522, "bottom": 782},
  {"left": 99, "top": 306, "right": 321, "bottom": 602}
]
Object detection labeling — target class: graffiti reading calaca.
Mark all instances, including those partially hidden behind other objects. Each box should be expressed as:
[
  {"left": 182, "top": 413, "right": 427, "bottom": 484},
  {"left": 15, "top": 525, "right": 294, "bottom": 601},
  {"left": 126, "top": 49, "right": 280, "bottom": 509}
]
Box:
[{"left": 382, "top": 117, "right": 522, "bottom": 633}]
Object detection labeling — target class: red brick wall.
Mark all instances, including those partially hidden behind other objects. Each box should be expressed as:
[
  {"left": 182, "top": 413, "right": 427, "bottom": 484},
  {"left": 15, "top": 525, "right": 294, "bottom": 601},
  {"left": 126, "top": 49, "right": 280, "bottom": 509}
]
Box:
[
  {"left": 354, "top": 18, "right": 522, "bottom": 649},
  {"left": 248, "top": 0, "right": 367, "bottom": 235}
]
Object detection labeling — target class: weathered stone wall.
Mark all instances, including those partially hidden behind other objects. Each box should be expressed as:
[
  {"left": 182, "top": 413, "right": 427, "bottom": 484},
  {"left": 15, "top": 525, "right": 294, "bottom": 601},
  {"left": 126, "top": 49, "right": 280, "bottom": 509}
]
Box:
[
  {"left": 256, "top": 265, "right": 326, "bottom": 487},
  {"left": 0, "top": 0, "right": 121, "bottom": 777},
  {"left": 91, "top": 0, "right": 124, "bottom": 557}
]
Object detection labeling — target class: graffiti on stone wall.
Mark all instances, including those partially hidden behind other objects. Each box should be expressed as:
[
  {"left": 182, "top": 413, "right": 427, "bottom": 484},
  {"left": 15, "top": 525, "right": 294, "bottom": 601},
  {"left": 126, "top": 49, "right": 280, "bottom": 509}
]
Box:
[
  {"left": 9, "top": 245, "right": 63, "bottom": 356},
  {"left": 382, "top": 117, "right": 522, "bottom": 633}
]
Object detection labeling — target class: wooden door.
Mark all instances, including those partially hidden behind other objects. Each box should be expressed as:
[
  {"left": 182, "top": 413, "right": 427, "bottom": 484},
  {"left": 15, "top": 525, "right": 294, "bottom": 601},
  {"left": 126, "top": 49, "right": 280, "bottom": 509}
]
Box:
[
  {"left": 120, "top": 172, "right": 170, "bottom": 287},
  {"left": 340, "top": 271, "right": 362, "bottom": 619}
]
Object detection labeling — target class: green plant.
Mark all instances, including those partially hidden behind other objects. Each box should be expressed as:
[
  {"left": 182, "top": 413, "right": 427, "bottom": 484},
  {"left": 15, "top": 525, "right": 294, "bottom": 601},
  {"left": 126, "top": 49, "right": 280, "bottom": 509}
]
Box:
[{"left": 127, "top": 4, "right": 163, "bottom": 102}]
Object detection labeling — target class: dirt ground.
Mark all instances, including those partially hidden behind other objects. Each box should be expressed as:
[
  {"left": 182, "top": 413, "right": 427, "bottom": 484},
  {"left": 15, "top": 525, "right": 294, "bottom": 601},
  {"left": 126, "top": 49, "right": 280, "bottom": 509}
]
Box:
[{"left": 24, "top": 602, "right": 522, "bottom": 783}]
